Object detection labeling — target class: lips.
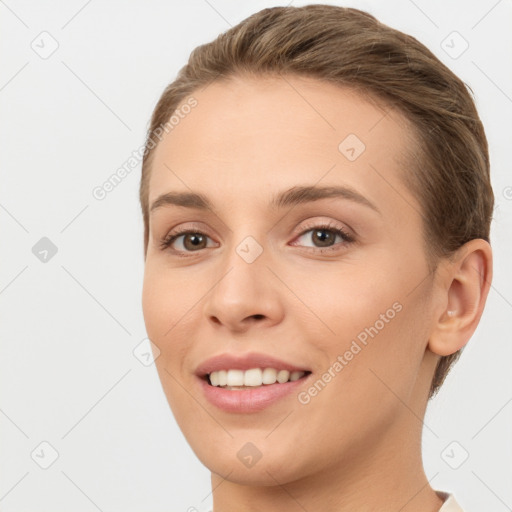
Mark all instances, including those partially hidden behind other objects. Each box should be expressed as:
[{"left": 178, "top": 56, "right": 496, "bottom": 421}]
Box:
[{"left": 194, "top": 351, "right": 312, "bottom": 378}]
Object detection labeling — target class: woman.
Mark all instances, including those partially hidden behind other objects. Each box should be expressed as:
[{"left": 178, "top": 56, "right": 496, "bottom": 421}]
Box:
[{"left": 139, "top": 5, "right": 493, "bottom": 511}]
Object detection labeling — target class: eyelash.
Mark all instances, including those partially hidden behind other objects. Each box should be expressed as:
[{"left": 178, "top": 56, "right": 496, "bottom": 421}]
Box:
[{"left": 159, "top": 222, "right": 355, "bottom": 256}]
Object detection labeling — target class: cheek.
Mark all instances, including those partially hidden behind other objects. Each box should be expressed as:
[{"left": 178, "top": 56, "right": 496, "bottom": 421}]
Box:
[
  {"left": 141, "top": 273, "right": 167, "bottom": 341},
  {"left": 292, "top": 265, "right": 399, "bottom": 343},
  {"left": 298, "top": 262, "right": 427, "bottom": 388},
  {"left": 142, "top": 265, "right": 192, "bottom": 330},
  {"left": 141, "top": 267, "right": 195, "bottom": 412},
  {"left": 293, "top": 299, "right": 425, "bottom": 451},
  {"left": 141, "top": 267, "right": 191, "bottom": 362},
  {"left": 142, "top": 264, "right": 212, "bottom": 384}
]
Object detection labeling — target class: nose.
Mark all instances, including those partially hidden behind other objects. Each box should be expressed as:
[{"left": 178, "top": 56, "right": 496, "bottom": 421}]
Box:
[{"left": 201, "top": 241, "right": 285, "bottom": 333}]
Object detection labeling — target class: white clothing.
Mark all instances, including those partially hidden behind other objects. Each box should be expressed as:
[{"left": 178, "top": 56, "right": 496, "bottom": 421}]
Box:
[{"left": 437, "top": 491, "right": 464, "bottom": 511}]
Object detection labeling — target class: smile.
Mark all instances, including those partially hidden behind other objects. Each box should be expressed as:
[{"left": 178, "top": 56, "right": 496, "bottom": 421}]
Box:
[{"left": 207, "top": 368, "right": 309, "bottom": 388}]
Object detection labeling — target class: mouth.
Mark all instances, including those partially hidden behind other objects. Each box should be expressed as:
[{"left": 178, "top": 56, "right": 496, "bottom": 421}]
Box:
[
  {"left": 194, "top": 352, "right": 313, "bottom": 411},
  {"left": 201, "top": 368, "right": 313, "bottom": 390}
]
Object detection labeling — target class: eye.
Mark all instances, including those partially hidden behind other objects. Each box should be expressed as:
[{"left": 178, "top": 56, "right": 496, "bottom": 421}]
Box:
[
  {"left": 159, "top": 229, "right": 217, "bottom": 253},
  {"left": 159, "top": 221, "right": 355, "bottom": 256},
  {"left": 291, "top": 222, "right": 354, "bottom": 252}
]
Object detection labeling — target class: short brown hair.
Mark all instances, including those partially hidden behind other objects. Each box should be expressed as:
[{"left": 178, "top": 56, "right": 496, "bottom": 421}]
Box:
[{"left": 139, "top": 4, "right": 494, "bottom": 399}]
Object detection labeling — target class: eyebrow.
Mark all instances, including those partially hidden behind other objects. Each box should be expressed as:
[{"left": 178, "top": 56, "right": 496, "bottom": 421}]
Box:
[{"left": 149, "top": 185, "right": 381, "bottom": 215}]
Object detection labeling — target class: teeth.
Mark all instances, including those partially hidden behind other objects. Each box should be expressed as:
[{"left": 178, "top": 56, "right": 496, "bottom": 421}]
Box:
[
  {"left": 208, "top": 368, "right": 307, "bottom": 388},
  {"left": 277, "top": 369, "right": 290, "bottom": 383},
  {"left": 262, "top": 367, "right": 277, "bottom": 384},
  {"left": 244, "top": 368, "right": 262, "bottom": 386},
  {"left": 218, "top": 370, "right": 227, "bottom": 386}
]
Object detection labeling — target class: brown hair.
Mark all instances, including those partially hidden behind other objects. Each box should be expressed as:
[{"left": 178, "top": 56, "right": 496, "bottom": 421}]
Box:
[{"left": 139, "top": 4, "right": 494, "bottom": 399}]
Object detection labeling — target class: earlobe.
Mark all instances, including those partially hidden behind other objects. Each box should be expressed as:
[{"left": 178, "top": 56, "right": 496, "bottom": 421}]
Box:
[{"left": 428, "top": 239, "right": 493, "bottom": 357}]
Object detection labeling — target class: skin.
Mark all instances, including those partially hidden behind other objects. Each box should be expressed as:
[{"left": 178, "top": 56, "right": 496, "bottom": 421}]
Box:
[{"left": 141, "top": 74, "right": 492, "bottom": 512}]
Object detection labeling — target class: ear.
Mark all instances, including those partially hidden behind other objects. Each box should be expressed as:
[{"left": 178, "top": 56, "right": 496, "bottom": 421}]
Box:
[{"left": 428, "top": 239, "right": 493, "bottom": 356}]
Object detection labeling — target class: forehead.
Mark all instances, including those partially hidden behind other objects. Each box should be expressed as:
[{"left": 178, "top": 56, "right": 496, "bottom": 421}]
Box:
[{"left": 148, "top": 74, "right": 419, "bottom": 218}]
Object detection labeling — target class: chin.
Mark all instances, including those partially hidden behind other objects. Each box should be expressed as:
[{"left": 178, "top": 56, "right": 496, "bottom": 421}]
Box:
[
  {"left": 204, "top": 456, "right": 303, "bottom": 486},
  {"left": 189, "top": 434, "right": 312, "bottom": 486}
]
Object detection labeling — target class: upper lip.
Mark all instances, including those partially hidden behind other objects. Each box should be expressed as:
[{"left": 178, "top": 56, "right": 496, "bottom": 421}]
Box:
[{"left": 195, "top": 352, "right": 311, "bottom": 377}]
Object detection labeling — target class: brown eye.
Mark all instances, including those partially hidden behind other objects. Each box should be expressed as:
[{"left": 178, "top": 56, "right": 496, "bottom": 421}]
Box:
[
  {"left": 294, "top": 224, "right": 353, "bottom": 251},
  {"left": 181, "top": 233, "right": 208, "bottom": 251},
  {"left": 310, "top": 228, "right": 338, "bottom": 247},
  {"left": 160, "top": 231, "right": 215, "bottom": 252}
]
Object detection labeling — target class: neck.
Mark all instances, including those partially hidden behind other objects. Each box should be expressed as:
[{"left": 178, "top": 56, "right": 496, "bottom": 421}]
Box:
[{"left": 209, "top": 414, "right": 443, "bottom": 512}]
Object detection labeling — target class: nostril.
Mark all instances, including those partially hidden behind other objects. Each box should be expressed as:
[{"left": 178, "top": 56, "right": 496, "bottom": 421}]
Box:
[{"left": 252, "top": 314, "right": 265, "bottom": 320}]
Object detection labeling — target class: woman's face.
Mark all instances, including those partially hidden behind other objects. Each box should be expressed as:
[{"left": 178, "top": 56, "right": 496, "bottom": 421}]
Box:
[{"left": 142, "top": 75, "right": 442, "bottom": 484}]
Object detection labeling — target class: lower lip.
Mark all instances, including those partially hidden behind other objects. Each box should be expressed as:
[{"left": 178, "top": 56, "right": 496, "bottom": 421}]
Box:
[{"left": 197, "top": 374, "right": 311, "bottom": 413}]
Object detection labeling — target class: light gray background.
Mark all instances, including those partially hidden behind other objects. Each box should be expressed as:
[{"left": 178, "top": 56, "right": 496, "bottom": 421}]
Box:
[{"left": 1, "top": 1, "right": 511, "bottom": 511}]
